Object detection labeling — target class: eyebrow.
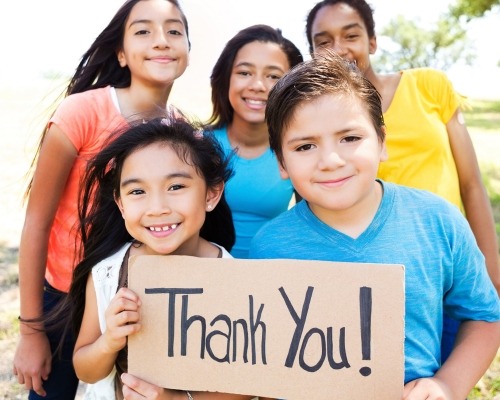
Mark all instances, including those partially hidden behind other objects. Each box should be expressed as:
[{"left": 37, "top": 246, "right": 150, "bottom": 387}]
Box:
[
  {"left": 313, "top": 22, "right": 364, "bottom": 40},
  {"left": 285, "top": 128, "right": 358, "bottom": 145},
  {"left": 233, "top": 61, "right": 286, "bottom": 73},
  {"left": 120, "top": 172, "right": 193, "bottom": 187},
  {"left": 128, "top": 18, "right": 184, "bottom": 29},
  {"left": 285, "top": 135, "right": 318, "bottom": 146}
]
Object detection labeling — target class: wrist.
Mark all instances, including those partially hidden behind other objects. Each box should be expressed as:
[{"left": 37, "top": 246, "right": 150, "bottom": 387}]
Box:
[{"left": 18, "top": 316, "right": 45, "bottom": 334}]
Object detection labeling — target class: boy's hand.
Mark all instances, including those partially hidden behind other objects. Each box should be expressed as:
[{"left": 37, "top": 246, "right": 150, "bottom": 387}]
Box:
[
  {"left": 403, "top": 377, "right": 452, "bottom": 399},
  {"left": 103, "top": 287, "right": 141, "bottom": 354}
]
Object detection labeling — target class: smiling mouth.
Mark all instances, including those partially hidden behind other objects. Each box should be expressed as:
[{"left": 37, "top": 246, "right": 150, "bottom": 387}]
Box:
[
  {"left": 149, "top": 57, "right": 175, "bottom": 63},
  {"left": 148, "top": 224, "right": 178, "bottom": 232},
  {"left": 244, "top": 98, "right": 266, "bottom": 106}
]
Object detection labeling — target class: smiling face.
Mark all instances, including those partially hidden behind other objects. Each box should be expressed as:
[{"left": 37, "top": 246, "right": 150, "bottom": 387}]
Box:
[
  {"left": 117, "top": 0, "right": 190, "bottom": 87},
  {"left": 228, "top": 40, "right": 290, "bottom": 126},
  {"left": 115, "top": 142, "right": 221, "bottom": 256},
  {"left": 310, "top": 3, "right": 376, "bottom": 74},
  {"left": 279, "top": 93, "right": 387, "bottom": 226}
]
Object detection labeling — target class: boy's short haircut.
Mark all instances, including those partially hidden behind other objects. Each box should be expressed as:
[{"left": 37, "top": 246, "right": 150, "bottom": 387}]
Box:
[{"left": 265, "top": 50, "right": 386, "bottom": 164}]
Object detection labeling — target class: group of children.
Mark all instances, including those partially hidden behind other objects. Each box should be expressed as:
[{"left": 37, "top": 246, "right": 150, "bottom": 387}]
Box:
[{"left": 12, "top": 0, "right": 500, "bottom": 399}]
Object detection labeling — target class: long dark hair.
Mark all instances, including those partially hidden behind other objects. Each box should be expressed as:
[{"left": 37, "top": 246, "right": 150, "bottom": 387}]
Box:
[
  {"left": 72, "top": 117, "right": 234, "bottom": 334},
  {"left": 24, "top": 0, "right": 190, "bottom": 198},
  {"left": 206, "top": 24, "right": 303, "bottom": 128},
  {"left": 45, "top": 117, "right": 235, "bottom": 355}
]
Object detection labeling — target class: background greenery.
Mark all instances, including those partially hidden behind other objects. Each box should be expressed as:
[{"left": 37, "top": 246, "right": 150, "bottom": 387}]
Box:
[
  {"left": 461, "top": 99, "right": 500, "bottom": 399},
  {"left": 464, "top": 100, "right": 500, "bottom": 251},
  {"left": 374, "top": 0, "right": 500, "bottom": 72}
]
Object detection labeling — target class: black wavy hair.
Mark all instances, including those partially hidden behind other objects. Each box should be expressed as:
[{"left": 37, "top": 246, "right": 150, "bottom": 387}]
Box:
[
  {"left": 44, "top": 117, "right": 235, "bottom": 355},
  {"left": 206, "top": 24, "right": 303, "bottom": 128},
  {"left": 25, "top": 0, "right": 190, "bottom": 198}
]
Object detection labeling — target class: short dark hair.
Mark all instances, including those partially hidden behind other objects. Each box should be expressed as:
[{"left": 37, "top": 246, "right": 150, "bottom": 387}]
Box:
[
  {"left": 305, "top": 0, "right": 376, "bottom": 54},
  {"left": 207, "top": 24, "right": 303, "bottom": 128},
  {"left": 266, "top": 50, "right": 385, "bottom": 164}
]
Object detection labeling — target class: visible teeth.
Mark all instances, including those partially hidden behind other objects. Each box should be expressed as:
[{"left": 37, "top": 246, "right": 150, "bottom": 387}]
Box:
[
  {"left": 246, "top": 99, "right": 265, "bottom": 105},
  {"left": 149, "top": 224, "right": 178, "bottom": 232}
]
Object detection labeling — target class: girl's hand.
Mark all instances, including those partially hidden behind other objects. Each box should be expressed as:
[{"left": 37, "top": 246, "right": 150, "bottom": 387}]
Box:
[
  {"left": 402, "top": 377, "right": 452, "bottom": 399},
  {"left": 121, "top": 373, "right": 182, "bottom": 400},
  {"left": 13, "top": 331, "right": 51, "bottom": 397},
  {"left": 103, "top": 287, "right": 141, "bottom": 354}
]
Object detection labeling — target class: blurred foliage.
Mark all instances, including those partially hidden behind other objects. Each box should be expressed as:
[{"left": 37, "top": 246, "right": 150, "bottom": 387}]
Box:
[
  {"left": 374, "top": 15, "right": 474, "bottom": 72},
  {"left": 374, "top": 0, "right": 500, "bottom": 72},
  {"left": 462, "top": 99, "right": 500, "bottom": 131},
  {"left": 450, "top": 0, "right": 500, "bottom": 20}
]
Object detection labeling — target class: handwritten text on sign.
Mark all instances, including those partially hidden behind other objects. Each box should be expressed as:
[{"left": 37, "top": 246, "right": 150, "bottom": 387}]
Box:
[{"left": 128, "top": 256, "right": 404, "bottom": 400}]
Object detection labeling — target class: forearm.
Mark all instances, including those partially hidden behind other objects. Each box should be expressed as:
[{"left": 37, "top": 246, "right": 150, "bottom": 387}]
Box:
[
  {"left": 435, "top": 320, "right": 500, "bottom": 399},
  {"left": 17, "top": 220, "right": 51, "bottom": 332},
  {"left": 461, "top": 184, "right": 500, "bottom": 295},
  {"left": 73, "top": 334, "right": 119, "bottom": 383}
]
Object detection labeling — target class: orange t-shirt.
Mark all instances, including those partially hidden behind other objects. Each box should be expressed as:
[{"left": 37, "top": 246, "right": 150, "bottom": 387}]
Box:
[{"left": 46, "top": 86, "right": 127, "bottom": 292}]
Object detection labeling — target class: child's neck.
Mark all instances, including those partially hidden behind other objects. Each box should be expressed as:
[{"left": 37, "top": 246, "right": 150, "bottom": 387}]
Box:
[
  {"left": 116, "top": 85, "right": 173, "bottom": 121},
  {"left": 227, "top": 119, "right": 269, "bottom": 159},
  {"left": 128, "top": 238, "right": 222, "bottom": 258},
  {"left": 312, "top": 181, "right": 384, "bottom": 239}
]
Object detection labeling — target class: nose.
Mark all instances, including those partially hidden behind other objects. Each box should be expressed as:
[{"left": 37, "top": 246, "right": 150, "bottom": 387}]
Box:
[
  {"left": 248, "top": 75, "right": 266, "bottom": 92},
  {"left": 153, "top": 27, "right": 170, "bottom": 49},
  {"left": 147, "top": 192, "right": 171, "bottom": 215},
  {"left": 331, "top": 41, "right": 347, "bottom": 57},
  {"left": 318, "top": 148, "right": 346, "bottom": 170}
]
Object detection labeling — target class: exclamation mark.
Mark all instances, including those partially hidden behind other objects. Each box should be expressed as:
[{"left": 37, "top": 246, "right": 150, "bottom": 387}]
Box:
[{"left": 359, "top": 286, "right": 372, "bottom": 377}]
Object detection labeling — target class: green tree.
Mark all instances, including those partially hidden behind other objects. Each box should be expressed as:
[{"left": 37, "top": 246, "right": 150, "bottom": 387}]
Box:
[
  {"left": 374, "top": 15, "right": 474, "bottom": 72},
  {"left": 450, "top": 0, "right": 500, "bottom": 20}
]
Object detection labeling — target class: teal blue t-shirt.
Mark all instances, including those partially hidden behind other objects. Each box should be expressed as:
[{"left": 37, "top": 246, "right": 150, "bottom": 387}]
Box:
[
  {"left": 249, "top": 180, "right": 500, "bottom": 383},
  {"left": 212, "top": 126, "right": 293, "bottom": 259}
]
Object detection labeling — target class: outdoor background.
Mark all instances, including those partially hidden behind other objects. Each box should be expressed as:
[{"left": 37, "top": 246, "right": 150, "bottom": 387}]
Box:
[{"left": 1, "top": 0, "right": 499, "bottom": 398}]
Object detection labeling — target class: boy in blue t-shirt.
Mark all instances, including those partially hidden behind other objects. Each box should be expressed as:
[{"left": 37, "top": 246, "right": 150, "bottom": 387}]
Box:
[{"left": 249, "top": 51, "right": 500, "bottom": 399}]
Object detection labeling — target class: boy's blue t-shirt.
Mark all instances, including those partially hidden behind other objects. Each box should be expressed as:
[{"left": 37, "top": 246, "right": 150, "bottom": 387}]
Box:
[
  {"left": 249, "top": 180, "right": 500, "bottom": 383},
  {"left": 212, "top": 126, "right": 293, "bottom": 259}
]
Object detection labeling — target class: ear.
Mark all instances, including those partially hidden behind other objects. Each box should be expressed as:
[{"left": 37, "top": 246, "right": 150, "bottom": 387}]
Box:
[
  {"left": 117, "top": 49, "right": 127, "bottom": 68},
  {"left": 205, "top": 182, "right": 224, "bottom": 212},
  {"left": 278, "top": 160, "right": 290, "bottom": 180},
  {"left": 115, "top": 196, "right": 126, "bottom": 219},
  {"left": 379, "top": 127, "right": 388, "bottom": 162},
  {"left": 369, "top": 35, "right": 377, "bottom": 55}
]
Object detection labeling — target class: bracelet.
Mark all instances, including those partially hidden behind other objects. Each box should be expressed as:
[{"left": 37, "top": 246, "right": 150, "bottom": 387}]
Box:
[
  {"left": 18, "top": 315, "right": 36, "bottom": 323},
  {"left": 186, "top": 391, "right": 194, "bottom": 400}
]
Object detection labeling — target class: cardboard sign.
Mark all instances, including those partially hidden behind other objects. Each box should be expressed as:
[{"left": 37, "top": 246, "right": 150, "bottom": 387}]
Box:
[{"left": 128, "top": 256, "right": 405, "bottom": 399}]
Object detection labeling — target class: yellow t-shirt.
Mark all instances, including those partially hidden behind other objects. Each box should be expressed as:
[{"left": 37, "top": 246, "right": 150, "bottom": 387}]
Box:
[{"left": 379, "top": 68, "right": 463, "bottom": 209}]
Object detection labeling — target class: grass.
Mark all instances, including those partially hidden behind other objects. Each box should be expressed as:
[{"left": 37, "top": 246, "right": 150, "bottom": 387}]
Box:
[
  {"left": 463, "top": 99, "right": 500, "bottom": 131},
  {"left": 464, "top": 98, "right": 500, "bottom": 399}
]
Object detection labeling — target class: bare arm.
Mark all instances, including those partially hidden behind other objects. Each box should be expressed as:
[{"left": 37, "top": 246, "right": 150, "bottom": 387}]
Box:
[
  {"left": 13, "top": 124, "right": 77, "bottom": 396},
  {"left": 403, "top": 320, "right": 500, "bottom": 399},
  {"left": 73, "top": 283, "right": 141, "bottom": 383},
  {"left": 447, "top": 110, "right": 500, "bottom": 294}
]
